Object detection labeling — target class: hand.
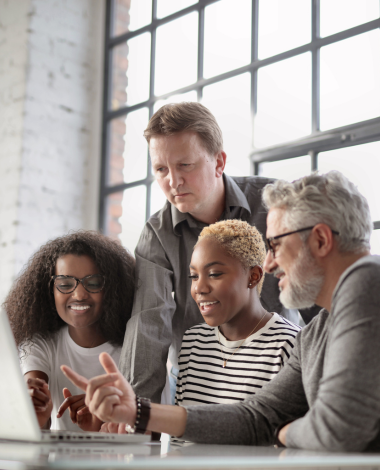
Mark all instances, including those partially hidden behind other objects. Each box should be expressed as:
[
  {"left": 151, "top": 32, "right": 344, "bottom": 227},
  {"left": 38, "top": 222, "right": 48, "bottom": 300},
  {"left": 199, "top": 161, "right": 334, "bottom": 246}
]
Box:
[
  {"left": 100, "top": 422, "right": 127, "bottom": 434},
  {"left": 278, "top": 422, "right": 291, "bottom": 446},
  {"left": 61, "top": 352, "right": 137, "bottom": 426},
  {"left": 26, "top": 377, "right": 53, "bottom": 429},
  {"left": 57, "top": 388, "right": 103, "bottom": 432}
]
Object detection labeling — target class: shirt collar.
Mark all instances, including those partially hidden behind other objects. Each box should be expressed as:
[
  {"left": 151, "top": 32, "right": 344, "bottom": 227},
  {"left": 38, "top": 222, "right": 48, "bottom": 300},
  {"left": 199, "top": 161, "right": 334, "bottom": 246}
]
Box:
[{"left": 171, "top": 174, "right": 251, "bottom": 232}]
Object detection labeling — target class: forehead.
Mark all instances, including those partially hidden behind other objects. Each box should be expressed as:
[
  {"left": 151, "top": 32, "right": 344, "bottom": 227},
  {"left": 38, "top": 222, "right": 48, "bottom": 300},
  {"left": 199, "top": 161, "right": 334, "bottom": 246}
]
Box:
[
  {"left": 55, "top": 254, "right": 99, "bottom": 276},
  {"left": 149, "top": 131, "right": 209, "bottom": 163},
  {"left": 190, "top": 237, "right": 241, "bottom": 267},
  {"left": 266, "top": 208, "right": 288, "bottom": 238}
]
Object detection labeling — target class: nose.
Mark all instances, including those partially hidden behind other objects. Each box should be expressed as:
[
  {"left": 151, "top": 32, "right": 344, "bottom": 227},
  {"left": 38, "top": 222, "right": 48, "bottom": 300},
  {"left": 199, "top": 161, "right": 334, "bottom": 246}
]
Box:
[
  {"left": 168, "top": 169, "right": 183, "bottom": 190},
  {"left": 71, "top": 282, "right": 89, "bottom": 300},
  {"left": 195, "top": 275, "right": 211, "bottom": 295},
  {"left": 263, "top": 250, "right": 278, "bottom": 274}
]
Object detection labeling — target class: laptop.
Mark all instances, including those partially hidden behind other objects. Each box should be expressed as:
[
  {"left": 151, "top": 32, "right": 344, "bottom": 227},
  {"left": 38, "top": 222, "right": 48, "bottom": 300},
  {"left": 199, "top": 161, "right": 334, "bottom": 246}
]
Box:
[{"left": 0, "top": 309, "right": 149, "bottom": 444}]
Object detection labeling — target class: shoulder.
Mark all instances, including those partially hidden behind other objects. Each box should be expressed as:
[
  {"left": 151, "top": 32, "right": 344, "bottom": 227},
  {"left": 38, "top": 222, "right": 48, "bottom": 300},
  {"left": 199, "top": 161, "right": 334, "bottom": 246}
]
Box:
[
  {"left": 272, "top": 313, "right": 302, "bottom": 336},
  {"left": 144, "top": 201, "right": 172, "bottom": 234},
  {"left": 335, "top": 255, "right": 380, "bottom": 296},
  {"left": 20, "top": 327, "right": 65, "bottom": 354},
  {"left": 182, "top": 322, "right": 214, "bottom": 339},
  {"left": 231, "top": 175, "right": 276, "bottom": 192}
]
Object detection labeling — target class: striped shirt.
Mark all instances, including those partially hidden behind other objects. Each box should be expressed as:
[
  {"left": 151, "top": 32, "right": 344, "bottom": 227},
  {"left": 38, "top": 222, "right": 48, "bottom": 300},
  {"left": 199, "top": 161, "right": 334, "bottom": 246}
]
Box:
[{"left": 175, "top": 313, "right": 301, "bottom": 406}]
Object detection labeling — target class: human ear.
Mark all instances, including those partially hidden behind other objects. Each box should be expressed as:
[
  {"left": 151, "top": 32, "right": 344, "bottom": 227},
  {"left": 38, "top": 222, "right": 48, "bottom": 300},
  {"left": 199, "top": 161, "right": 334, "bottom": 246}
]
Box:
[
  {"left": 248, "top": 265, "right": 263, "bottom": 288},
  {"left": 309, "top": 224, "right": 335, "bottom": 258},
  {"left": 215, "top": 151, "right": 226, "bottom": 178}
]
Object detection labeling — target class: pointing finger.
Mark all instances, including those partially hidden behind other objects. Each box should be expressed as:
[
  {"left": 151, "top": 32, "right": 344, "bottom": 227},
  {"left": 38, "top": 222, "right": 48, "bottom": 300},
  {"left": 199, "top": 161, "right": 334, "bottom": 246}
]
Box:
[{"left": 61, "top": 365, "right": 89, "bottom": 391}]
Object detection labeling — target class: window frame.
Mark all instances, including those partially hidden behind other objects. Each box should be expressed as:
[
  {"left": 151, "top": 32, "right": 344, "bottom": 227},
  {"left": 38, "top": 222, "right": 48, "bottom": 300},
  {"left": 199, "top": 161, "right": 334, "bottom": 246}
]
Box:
[{"left": 100, "top": 0, "right": 380, "bottom": 234}]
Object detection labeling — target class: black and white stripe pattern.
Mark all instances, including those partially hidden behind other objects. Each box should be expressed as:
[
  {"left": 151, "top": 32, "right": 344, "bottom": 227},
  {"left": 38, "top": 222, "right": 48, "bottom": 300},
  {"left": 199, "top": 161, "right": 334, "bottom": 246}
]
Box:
[{"left": 175, "top": 313, "right": 301, "bottom": 406}]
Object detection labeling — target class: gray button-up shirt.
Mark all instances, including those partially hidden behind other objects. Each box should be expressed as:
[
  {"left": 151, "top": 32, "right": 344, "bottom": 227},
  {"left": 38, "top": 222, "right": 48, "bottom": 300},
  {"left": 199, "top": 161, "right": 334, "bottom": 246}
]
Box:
[{"left": 119, "top": 174, "right": 296, "bottom": 403}]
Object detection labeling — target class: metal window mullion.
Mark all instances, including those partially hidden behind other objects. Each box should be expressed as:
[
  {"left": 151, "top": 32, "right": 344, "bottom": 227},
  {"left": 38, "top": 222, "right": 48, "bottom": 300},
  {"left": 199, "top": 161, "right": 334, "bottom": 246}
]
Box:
[
  {"left": 311, "top": 0, "right": 320, "bottom": 134},
  {"left": 250, "top": 0, "right": 259, "bottom": 174},
  {"left": 309, "top": 150, "right": 318, "bottom": 171},
  {"left": 146, "top": 0, "right": 158, "bottom": 220},
  {"left": 99, "top": 0, "right": 113, "bottom": 233},
  {"left": 197, "top": 4, "right": 205, "bottom": 102}
]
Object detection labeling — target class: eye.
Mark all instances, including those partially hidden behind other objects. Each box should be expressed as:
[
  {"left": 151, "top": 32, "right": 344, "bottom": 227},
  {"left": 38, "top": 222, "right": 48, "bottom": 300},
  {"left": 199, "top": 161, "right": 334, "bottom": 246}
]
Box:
[
  {"left": 209, "top": 273, "right": 222, "bottom": 278},
  {"left": 188, "top": 274, "right": 198, "bottom": 280}
]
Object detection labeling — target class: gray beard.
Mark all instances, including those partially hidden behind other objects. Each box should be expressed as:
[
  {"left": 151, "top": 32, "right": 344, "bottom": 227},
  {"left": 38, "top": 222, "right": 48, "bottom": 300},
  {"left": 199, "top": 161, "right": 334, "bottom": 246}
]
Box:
[{"left": 279, "top": 245, "right": 325, "bottom": 310}]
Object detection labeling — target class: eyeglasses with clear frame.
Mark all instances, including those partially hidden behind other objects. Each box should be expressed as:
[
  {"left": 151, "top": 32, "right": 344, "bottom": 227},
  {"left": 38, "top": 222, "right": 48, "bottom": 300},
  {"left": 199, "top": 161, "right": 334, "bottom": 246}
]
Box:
[
  {"left": 51, "top": 274, "right": 106, "bottom": 294},
  {"left": 265, "top": 226, "right": 340, "bottom": 258}
]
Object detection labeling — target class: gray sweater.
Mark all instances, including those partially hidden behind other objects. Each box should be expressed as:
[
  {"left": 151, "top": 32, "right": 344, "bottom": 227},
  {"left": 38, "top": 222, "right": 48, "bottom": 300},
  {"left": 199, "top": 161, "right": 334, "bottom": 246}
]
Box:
[{"left": 183, "top": 255, "right": 380, "bottom": 452}]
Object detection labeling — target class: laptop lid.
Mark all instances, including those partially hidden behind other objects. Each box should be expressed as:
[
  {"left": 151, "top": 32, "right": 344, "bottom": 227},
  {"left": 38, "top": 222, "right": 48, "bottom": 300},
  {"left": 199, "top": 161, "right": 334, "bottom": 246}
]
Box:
[{"left": 0, "top": 308, "right": 43, "bottom": 442}]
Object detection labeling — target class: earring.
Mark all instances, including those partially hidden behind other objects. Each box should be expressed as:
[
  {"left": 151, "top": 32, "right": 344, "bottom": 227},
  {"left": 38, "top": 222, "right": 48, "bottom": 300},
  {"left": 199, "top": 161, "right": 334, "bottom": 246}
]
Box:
[{"left": 248, "top": 283, "right": 252, "bottom": 287}]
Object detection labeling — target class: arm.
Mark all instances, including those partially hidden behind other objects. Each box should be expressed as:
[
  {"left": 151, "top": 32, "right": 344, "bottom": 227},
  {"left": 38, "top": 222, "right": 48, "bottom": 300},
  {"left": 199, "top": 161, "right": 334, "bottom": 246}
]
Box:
[
  {"left": 118, "top": 224, "right": 176, "bottom": 403},
  {"left": 24, "top": 371, "right": 52, "bottom": 429},
  {"left": 286, "top": 263, "right": 380, "bottom": 452},
  {"left": 63, "top": 343, "right": 309, "bottom": 445}
]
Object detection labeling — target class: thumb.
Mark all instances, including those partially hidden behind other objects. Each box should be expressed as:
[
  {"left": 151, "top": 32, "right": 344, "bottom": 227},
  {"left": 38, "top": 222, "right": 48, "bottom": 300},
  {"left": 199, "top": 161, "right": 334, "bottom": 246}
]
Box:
[
  {"left": 63, "top": 387, "right": 72, "bottom": 399},
  {"left": 99, "top": 352, "right": 119, "bottom": 375}
]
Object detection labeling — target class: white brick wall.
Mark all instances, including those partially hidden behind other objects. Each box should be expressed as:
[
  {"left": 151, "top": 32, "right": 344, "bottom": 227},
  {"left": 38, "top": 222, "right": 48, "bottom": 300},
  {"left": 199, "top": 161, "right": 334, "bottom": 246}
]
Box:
[{"left": 0, "top": 0, "right": 104, "bottom": 302}]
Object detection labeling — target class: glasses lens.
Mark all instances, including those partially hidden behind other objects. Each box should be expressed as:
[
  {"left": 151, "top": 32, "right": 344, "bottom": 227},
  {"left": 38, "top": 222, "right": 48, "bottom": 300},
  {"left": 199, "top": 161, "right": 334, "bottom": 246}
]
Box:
[
  {"left": 83, "top": 274, "right": 105, "bottom": 293},
  {"left": 55, "top": 277, "right": 76, "bottom": 293}
]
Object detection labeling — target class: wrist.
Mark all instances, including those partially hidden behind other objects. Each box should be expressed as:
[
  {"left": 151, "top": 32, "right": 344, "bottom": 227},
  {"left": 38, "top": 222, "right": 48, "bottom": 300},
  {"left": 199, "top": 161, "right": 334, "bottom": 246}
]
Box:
[{"left": 125, "top": 396, "right": 151, "bottom": 434}]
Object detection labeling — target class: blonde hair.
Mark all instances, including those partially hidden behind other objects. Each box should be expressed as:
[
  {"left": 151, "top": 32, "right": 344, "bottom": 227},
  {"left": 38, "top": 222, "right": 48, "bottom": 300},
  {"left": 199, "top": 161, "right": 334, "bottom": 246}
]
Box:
[
  {"left": 196, "top": 220, "right": 266, "bottom": 295},
  {"left": 144, "top": 102, "right": 223, "bottom": 155}
]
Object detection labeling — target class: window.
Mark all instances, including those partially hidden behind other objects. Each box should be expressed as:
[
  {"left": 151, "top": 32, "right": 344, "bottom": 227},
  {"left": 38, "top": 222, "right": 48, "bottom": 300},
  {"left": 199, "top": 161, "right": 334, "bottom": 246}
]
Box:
[{"left": 102, "top": 0, "right": 380, "bottom": 254}]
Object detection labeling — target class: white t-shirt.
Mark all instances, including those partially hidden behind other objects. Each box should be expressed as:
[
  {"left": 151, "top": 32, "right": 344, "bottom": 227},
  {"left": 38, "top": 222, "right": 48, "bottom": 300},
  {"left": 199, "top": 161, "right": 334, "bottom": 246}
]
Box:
[
  {"left": 175, "top": 313, "right": 301, "bottom": 406},
  {"left": 20, "top": 326, "right": 121, "bottom": 431}
]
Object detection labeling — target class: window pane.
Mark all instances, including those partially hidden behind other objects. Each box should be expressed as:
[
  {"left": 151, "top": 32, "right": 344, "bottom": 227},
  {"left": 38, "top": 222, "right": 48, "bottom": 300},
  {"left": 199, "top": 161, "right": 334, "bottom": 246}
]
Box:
[
  {"left": 108, "top": 108, "right": 149, "bottom": 186},
  {"left": 371, "top": 230, "right": 380, "bottom": 255},
  {"left": 318, "top": 141, "right": 380, "bottom": 221},
  {"left": 150, "top": 180, "right": 168, "bottom": 215},
  {"left": 129, "top": 0, "right": 152, "bottom": 32},
  {"left": 112, "top": 0, "right": 152, "bottom": 36},
  {"left": 320, "top": 0, "right": 379, "bottom": 38},
  {"left": 258, "top": 0, "right": 311, "bottom": 59},
  {"left": 203, "top": 0, "right": 251, "bottom": 79},
  {"left": 259, "top": 156, "right": 311, "bottom": 181},
  {"left": 254, "top": 53, "right": 311, "bottom": 148},
  {"left": 111, "top": 33, "right": 151, "bottom": 110},
  {"left": 155, "top": 13, "right": 198, "bottom": 96},
  {"left": 320, "top": 30, "right": 380, "bottom": 131},
  {"left": 157, "top": 0, "right": 197, "bottom": 19},
  {"left": 108, "top": 186, "right": 147, "bottom": 254},
  {"left": 153, "top": 90, "right": 198, "bottom": 114},
  {"left": 202, "top": 73, "right": 251, "bottom": 176}
]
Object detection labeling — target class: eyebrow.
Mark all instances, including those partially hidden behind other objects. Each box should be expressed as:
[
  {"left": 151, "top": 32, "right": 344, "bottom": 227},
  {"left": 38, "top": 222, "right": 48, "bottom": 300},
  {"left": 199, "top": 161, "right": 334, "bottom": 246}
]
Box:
[{"left": 189, "top": 261, "right": 227, "bottom": 269}]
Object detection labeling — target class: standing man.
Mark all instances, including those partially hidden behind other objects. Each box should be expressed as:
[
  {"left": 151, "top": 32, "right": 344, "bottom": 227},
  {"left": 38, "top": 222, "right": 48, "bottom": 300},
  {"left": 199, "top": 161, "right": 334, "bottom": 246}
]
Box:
[{"left": 119, "top": 102, "right": 299, "bottom": 404}]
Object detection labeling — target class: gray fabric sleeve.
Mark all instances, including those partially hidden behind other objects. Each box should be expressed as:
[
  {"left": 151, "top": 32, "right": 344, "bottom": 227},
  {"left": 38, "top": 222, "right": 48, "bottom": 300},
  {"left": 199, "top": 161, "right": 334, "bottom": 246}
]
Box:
[
  {"left": 182, "top": 337, "right": 309, "bottom": 444},
  {"left": 287, "top": 263, "right": 380, "bottom": 452},
  {"left": 118, "top": 224, "right": 176, "bottom": 403}
]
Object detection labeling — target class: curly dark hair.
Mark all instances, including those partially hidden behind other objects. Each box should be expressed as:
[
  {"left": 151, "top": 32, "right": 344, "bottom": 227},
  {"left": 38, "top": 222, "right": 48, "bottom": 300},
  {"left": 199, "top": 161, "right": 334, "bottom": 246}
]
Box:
[{"left": 3, "top": 231, "right": 135, "bottom": 348}]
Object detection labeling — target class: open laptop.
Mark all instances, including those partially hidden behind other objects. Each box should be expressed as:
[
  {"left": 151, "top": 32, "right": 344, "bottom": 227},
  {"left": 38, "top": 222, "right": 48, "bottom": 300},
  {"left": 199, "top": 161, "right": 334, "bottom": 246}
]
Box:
[{"left": 0, "top": 309, "right": 149, "bottom": 444}]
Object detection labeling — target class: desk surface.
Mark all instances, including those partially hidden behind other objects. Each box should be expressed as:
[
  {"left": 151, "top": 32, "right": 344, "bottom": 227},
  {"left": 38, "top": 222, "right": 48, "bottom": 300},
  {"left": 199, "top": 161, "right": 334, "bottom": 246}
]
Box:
[{"left": 1, "top": 439, "right": 380, "bottom": 470}]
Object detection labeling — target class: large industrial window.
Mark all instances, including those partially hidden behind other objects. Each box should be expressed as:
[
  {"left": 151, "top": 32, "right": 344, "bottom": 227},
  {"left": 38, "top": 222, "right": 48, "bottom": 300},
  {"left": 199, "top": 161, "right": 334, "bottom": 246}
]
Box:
[{"left": 101, "top": 0, "right": 380, "bottom": 254}]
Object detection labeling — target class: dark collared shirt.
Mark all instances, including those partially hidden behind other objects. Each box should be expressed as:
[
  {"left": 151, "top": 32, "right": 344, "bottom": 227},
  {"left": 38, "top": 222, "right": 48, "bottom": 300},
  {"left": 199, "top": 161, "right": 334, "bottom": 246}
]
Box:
[{"left": 119, "top": 174, "right": 296, "bottom": 403}]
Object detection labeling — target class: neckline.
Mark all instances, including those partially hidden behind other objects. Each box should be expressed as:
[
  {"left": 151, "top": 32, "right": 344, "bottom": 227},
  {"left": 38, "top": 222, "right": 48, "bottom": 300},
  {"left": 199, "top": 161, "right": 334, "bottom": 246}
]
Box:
[{"left": 215, "top": 312, "right": 277, "bottom": 349}]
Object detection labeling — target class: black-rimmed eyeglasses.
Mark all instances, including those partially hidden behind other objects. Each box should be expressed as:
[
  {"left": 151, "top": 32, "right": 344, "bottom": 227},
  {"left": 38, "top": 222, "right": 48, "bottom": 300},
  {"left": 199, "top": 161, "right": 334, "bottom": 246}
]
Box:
[
  {"left": 265, "top": 226, "right": 340, "bottom": 258},
  {"left": 51, "top": 274, "right": 105, "bottom": 294}
]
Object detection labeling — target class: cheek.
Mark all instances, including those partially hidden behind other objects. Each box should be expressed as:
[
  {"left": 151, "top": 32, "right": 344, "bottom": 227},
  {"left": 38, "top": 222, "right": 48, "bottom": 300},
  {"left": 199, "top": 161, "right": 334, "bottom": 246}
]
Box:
[{"left": 190, "top": 284, "right": 196, "bottom": 300}]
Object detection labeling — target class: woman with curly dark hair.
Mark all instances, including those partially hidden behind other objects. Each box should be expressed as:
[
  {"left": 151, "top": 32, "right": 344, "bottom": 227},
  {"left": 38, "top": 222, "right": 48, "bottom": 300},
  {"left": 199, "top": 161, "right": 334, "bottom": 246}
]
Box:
[{"left": 3, "top": 230, "right": 135, "bottom": 433}]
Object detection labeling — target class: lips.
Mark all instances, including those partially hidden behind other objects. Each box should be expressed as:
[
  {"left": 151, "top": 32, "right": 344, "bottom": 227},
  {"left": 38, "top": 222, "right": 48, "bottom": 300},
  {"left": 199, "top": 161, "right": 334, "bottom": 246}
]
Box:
[
  {"left": 68, "top": 304, "right": 91, "bottom": 313},
  {"left": 198, "top": 300, "right": 219, "bottom": 314}
]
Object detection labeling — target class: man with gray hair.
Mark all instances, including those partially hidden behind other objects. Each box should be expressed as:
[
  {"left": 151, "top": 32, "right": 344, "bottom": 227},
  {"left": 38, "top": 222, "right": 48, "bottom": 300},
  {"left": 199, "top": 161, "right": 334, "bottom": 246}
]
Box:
[{"left": 64, "top": 169, "right": 380, "bottom": 452}]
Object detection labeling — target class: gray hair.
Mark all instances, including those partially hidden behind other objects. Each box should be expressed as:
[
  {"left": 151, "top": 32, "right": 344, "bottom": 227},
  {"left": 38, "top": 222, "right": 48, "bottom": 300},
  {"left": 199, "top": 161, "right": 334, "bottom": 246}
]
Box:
[{"left": 262, "top": 171, "right": 372, "bottom": 254}]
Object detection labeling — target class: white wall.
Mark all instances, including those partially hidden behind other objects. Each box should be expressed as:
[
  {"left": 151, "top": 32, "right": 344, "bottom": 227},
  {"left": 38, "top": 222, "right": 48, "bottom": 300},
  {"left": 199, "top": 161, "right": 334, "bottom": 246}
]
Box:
[{"left": 0, "top": 0, "right": 105, "bottom": 302}]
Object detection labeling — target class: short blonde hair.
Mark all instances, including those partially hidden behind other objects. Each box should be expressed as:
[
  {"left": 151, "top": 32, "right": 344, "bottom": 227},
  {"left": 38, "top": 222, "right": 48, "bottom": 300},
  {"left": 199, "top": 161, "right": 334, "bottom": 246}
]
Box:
[
  {"left": 144, "top": 102, "right": 223, "bottom": 155},
  {"left": 196, "top": 220, "right": 266, "bottom": 295}
]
